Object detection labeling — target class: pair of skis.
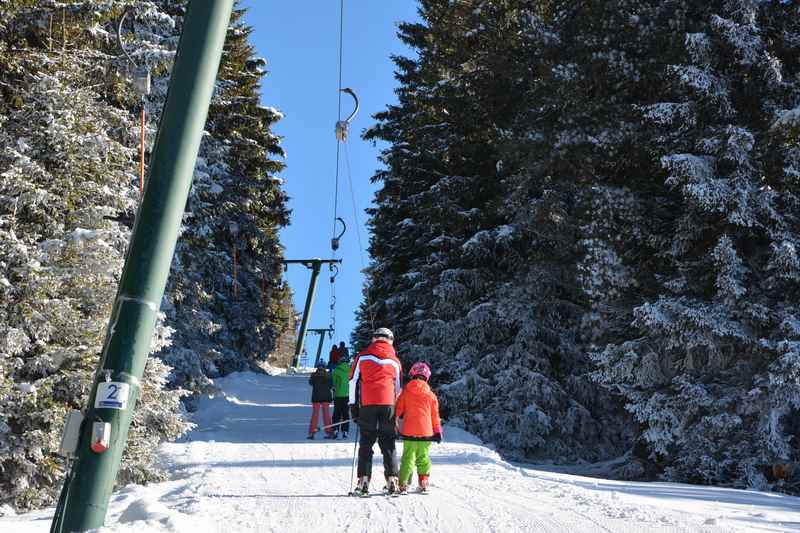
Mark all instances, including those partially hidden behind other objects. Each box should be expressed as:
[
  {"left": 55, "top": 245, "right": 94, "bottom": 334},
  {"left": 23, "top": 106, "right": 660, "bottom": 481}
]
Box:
[{"left": 347, "top": 487, "right": 428, "bottom": 498}]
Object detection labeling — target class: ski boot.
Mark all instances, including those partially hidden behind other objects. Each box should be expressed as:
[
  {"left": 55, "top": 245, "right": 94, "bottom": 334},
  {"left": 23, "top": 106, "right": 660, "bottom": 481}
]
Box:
[
  {"left": 323, "top": 432, "right": 336, "bottom": 440},
  {"left": 418, "top": 474, "right": 429, "bottom": 494},
  {"left": 354, "top": 476, "right": 370, "bottom": 497},
  {"left": 384, "top": 476, "right": 400, "bottom": 497},
  {"left": 342, "top": 431, "right": 349, "bottom": 439},
  {"left": 306, "top": 432, "right": 315, "bottom": 440},
  {"left": 398, "top": 480, "right": 409, "bottom": 495}
]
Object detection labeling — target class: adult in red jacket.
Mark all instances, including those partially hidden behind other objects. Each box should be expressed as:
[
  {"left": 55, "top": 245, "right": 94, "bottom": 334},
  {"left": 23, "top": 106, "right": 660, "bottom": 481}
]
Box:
[{"left": 349, "top": 327, "right": 402, "bottom": 495}]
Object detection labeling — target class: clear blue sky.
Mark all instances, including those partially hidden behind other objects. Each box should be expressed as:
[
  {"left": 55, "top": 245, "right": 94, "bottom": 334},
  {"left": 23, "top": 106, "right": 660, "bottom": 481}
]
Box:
[{"left": 240, "top": 1, "right": 420, "bottom": 363}]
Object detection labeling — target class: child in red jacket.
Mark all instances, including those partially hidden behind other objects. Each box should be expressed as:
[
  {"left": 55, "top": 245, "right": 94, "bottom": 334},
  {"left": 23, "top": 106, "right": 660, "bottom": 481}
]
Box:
[{"left": 395, "top": 361, "right": 441, "bottom": 493}]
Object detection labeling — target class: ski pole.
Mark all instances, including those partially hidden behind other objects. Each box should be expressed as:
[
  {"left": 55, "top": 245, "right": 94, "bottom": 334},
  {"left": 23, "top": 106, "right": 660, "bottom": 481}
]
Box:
[
  {"left": 348, "top": 425, "right": 359, "bottom": 495},
  {"left": 322, "top": 417, "right": 357, "bottom": 431}
]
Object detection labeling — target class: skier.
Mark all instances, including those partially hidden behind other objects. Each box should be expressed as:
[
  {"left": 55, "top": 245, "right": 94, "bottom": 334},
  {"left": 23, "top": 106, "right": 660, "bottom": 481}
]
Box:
[
  {"left": 349, "top": 327, "right": 402, "bottom": 496},
  {"left": 327, "top": 343, "right": 341, "bottom": 372},
  {"left": 396, "top": 361, "right": 442, "bottom": 494},
  {"left": 331, "top": 355, "right": 352, "bottom": 438},
  {"left": 337, "top": 341, "right": 349, "bottom": 361},
  {"left": 307, "top": 363, "right": 335, "bottom": 440}
]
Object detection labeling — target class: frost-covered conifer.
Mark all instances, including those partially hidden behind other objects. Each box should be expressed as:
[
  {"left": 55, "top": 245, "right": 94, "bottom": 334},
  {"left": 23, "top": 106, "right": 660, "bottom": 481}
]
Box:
[
  {"left": 156, "top": 4, "right": 291, "bottom": 394},
  {"left": 0, "top": 1, "right": 190, "bottom": 510},
  {"left": 587, "top": 0, "right": 800, "bottom": 490},
  {"left": 360, "top": 0, "right": 800, "bottom": 493},
  {"left": 358, "top": 0, "right": 628, "bottom": 463},
  {"left": 0, "top": 0, "right": 291, "bottom": 510}
]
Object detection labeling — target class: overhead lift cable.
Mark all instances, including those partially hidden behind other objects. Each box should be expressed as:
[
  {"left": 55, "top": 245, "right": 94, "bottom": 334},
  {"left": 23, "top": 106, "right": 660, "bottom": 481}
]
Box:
[
  {"left": 343, "top": 142, "right": 366, "bottom": 271},
  {"left": 329, "top": 0, "right": 347, "bottom": 338},
  {"left": 326, "top": 0, "right": 376, "bottom": 344},
  {"left": 342, "top": 135, "right": 375, "bottom": 332},
  {"left": 282, "top": 0, "right": 353, "bottom": 367}
]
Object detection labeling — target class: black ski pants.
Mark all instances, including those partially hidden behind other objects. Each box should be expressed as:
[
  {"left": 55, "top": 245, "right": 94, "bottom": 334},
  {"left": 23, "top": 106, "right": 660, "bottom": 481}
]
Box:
[
  {"left": 332, "top": 397, "right": 349, "bottom": 433},
  {"left": 356, "top": 404, "right": 399, "bottom": 479}
]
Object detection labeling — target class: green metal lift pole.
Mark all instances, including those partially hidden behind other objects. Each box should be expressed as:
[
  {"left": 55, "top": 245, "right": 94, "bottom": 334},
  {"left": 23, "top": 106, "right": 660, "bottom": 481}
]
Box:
[
  {"left": 296, "top": 261, "right": 321, "bottom": 364},
  {"left": 55, "top": 2, "right": 234, "bottom": 531},
  {"left": 282, "top": 259, "right": 341, "bottom": 366},
  {"left": 313, "top": 330, "right": 327, "bottom": 368},
  {"left": 308, "top": 328, "right": 333, "bottom": 367}
]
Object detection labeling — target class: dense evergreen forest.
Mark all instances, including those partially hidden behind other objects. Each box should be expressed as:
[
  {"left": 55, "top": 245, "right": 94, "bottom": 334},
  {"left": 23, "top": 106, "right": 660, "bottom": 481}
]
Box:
[
  {"left": 1, "top": 0, "right": 800, "bottom": 515},
  {"left": 0, "top": 0, "right": 290, "bottom": 510},
  {"left": 356, "top": 0, "right": 800, "bottom": 493}
]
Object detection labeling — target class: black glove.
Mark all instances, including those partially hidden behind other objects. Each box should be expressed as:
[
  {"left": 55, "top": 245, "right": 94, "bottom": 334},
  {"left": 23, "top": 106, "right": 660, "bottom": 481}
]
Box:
[
  {"left": 432, "top": 432, "right": 442, "bottom": 443},
  {"left": 350, "top": 404, "right": 359, "bottom": 421}
]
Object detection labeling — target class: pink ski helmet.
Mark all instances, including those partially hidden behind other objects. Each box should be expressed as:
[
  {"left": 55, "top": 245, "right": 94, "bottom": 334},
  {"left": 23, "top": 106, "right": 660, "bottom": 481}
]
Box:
[{"left": 409, "top": 361, "right": 431, "bottom": 381}]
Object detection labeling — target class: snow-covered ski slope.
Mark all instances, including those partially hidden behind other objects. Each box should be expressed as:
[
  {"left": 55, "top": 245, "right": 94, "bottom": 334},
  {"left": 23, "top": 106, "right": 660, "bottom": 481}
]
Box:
[{"left": 4, "top": 372, "right": 799, "bottom": 533}]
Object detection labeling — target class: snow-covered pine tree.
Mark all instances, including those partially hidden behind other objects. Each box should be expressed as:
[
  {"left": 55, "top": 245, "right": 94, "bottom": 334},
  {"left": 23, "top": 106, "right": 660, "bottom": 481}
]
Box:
[
  {"left": 0, "top": 0, "right": 291, "bottom": 510},
  {"left": 507, "top": 0, "right": 695, "bottom": 474},
  {"left": 361, "top": 0, "right": 532, "bottom": 355},
  {"left": 266, "top": 295, "right": 297, "bottom": 369},
  {"left": 590, "top": 0, "right": 800, "bottom": 490},
  {"left": 157, "top": 3, "right": 291, "bottom": 395},
  {"left": 0, "top": 1, "right": 189, "bottom": 510},
  {"left": 359, "top": 0, "right": 513, "bottom": 355},
  {"left": 358, "top": 0, "right": 627, "bottom": 463},
  {"left": 464, "top": 0, "right": 639, "bottom": 463}
]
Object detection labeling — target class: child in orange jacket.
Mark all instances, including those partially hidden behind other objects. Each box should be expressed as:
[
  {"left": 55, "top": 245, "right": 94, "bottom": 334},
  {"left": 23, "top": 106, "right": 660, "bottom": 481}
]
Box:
[{"left": 395, "top": 361, "right": 441, "bottom": 493}]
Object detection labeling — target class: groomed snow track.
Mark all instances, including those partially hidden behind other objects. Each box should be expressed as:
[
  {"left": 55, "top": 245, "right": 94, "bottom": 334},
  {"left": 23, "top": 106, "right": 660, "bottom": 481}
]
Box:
[{"left": 3, "top": 372, "right": 798, "bottom": 532}]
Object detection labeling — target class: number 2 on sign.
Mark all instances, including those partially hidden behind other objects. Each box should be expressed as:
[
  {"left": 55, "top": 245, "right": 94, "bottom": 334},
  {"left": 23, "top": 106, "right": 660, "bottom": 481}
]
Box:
[
  {"left": 94, "top": 382, "right": 130, "bottom": 410},
  {"left": 106, "top": 384, "right": 119, "bottom": 400}
]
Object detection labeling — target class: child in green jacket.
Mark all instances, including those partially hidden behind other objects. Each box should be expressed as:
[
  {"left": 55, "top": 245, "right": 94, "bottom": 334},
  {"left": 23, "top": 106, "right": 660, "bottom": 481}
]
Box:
[{"left": 331, "top": 357, "right": 352, "bottom": 438}]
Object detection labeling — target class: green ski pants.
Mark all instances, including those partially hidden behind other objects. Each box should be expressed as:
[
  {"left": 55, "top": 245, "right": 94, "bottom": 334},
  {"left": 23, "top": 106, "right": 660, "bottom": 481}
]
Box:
[{"left": 399, "top": 440, "right": 432, "bottom": 484}]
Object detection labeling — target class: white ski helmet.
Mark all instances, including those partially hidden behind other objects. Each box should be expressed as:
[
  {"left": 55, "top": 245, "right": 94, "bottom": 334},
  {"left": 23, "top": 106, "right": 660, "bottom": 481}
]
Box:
[{"left": 372, "top": 327, "right": 394, "bottom": 344}]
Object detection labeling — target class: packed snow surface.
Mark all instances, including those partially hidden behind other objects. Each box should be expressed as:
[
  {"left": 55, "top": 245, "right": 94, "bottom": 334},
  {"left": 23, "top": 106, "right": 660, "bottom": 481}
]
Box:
[{"left": 4, "top": 372, "right": 798, "bottom": 532}]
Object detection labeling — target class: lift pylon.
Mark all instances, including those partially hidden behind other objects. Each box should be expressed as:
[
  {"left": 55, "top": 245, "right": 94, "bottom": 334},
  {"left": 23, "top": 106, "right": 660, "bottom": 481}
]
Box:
[
  {"left": 50, "top": 2, "right": 235, "bottom": 531},
  {"left": 307, "top": 328, "right": 334, "bottom": 367},
  {"left": 282, "top": 259, "right": 341, "bottom": 366}
]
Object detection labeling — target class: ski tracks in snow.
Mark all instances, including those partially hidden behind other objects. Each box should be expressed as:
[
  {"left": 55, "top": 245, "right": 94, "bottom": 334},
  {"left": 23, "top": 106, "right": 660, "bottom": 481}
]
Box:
[
  {"left": 151, "top": 373, "right": 793, "bottom": 533},
  {"left": 154, "top": 374, "right": 618, "bottom": 533},
  {"left": 3, "top": 372, "right": 798, "bottom": 533}
]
